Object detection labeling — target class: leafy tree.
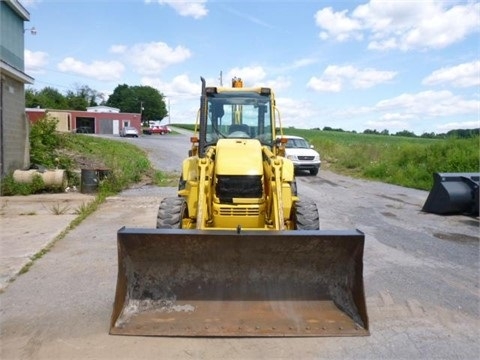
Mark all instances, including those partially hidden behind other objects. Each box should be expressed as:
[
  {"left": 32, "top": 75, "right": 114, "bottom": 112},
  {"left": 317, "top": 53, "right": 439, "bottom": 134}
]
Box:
[
  {"left": 25, "top": 88, "right": 40, "bottom": 108},
  {"left": 323, "top": 126, "right": 345, "bottom": 132},
  {"left": 447, "top": 128, "right": 480, "bottom": 139},
  {"left": 65, "top": 90, "right": 89, "bottom": 110},
  {"left": 106, "top": 84, "right": 167, "bottom": 121},
  {"left": 420, "top": 132, "right": 436, "bottom": 139},
  {"left": 394, "top": 130, "right": 416, "bottom": 137},
  {"left": 25, "top": 87, "right": 68, "bottom": 109},
  {"left": 65, "top": 84, "right": 105, "bottom": 110},
  {"left": 29, "top": 115, "right": 60, "bottom": 167}
]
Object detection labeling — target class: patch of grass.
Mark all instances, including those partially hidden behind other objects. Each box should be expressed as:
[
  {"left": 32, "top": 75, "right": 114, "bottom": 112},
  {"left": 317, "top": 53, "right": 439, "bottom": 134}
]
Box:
[
  {"left": 153, "top": 170, "right": 179, "bottom": 187},
  {"left": 1, "top": 173, "right": 46, "bottom": 196},
  {"left": 172, "top": 123, "right": 196, "bottom": 132},
  {"left": 60, "top": 134, "right": 154, "bottom": 195}
]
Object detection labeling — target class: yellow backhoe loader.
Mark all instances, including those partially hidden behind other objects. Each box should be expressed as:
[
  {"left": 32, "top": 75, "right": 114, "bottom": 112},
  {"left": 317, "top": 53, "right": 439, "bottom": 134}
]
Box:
[{"left": 110, "top": 77, "right": 369, "bottom": 337}]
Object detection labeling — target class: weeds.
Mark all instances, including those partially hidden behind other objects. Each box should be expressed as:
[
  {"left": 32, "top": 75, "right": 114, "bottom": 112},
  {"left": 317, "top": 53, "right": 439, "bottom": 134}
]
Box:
[
  {"left": 74, "top": 202, "right": 90, "bottom": 215},
  {"left": 48, "top": 203, "right": 71, "bottom": 215}
]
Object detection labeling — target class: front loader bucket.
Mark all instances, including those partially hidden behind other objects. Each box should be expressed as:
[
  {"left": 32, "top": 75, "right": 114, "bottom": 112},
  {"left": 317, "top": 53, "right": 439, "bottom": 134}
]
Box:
[
  {"left": 422, "top": 172, "right": 479, "bottom": 216},
  {"left": 110, "top": 228, "right": 369, "bottom": 337}
]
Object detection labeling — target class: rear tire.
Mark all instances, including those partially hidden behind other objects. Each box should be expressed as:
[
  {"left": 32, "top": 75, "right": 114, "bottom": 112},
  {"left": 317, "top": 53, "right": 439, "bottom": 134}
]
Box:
[
  {"left": 295, "top": 199, "right": 320, "bottom": 230},
  {"left": 156, "top": 197, "right": 187, "bottom": 229}
]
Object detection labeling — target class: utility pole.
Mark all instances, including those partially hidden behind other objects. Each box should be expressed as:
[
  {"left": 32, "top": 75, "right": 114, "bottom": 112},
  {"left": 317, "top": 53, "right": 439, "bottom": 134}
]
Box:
[
  {"left": 219, "top": 71, "right": 223, "bottom": 86},
  {"left": 168, "top": 98, "right": 171, "bottom": 124}
]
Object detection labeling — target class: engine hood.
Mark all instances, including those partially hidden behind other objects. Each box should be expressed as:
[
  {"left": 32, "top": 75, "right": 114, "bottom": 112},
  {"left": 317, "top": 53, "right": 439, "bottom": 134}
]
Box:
[{"left": 215, "top": 139, "right": 263, "bottom": 175}]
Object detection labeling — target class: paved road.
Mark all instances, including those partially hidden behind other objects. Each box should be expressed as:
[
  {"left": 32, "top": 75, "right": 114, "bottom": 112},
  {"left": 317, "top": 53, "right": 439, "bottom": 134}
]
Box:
[{"left": 1, "top": 131, "right": 479, "bottom": 359}]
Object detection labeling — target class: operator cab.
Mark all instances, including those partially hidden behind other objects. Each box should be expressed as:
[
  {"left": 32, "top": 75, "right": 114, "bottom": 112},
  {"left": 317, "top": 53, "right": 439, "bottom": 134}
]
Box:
[{"left": 204, "top": 88, "right": 274, "bottom": 146}]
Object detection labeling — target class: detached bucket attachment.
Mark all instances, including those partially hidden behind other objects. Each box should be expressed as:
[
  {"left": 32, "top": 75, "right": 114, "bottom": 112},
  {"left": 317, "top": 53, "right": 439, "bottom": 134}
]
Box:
[
  {"left": 422, "top": 172, "right": 479, "bottom": 216},
  {"left": 110, "top": 228, "right": 369, "bottom": 337}
]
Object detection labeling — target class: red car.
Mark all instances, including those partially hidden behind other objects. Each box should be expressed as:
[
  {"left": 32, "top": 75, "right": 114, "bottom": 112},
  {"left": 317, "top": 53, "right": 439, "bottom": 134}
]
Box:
[{"left": 148, "top": 125, "right": 171, "bottom": 135}]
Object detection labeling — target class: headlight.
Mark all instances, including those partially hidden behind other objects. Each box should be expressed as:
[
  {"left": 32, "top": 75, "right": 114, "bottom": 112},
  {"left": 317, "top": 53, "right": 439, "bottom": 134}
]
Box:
[{"left": 287, "top": 155, "right": 297, "bottom": 161}]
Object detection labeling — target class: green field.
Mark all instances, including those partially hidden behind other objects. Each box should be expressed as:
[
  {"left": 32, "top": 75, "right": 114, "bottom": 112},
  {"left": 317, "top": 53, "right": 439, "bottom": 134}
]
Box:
[
  {"left": 174, "top": 124, "right": 479, "bottom": 191},
  {"left": 282, "top": 128, "right": 479, "bottom": 190}
]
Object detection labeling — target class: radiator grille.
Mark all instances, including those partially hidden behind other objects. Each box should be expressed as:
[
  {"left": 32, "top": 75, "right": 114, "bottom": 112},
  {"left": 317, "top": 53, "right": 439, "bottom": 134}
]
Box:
[
  {"left": 219, "top": 207, "right": 261, "bottom": 216},
  {"left": 298, "top": 156, "right": 315, "bottom": 161},
  {"left": 216, "top": 175, "right": 262, "bottom": 203}
]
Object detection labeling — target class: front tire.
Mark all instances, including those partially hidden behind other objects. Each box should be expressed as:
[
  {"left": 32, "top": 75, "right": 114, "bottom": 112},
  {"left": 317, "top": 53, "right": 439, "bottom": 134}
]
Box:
[
  {"left": 295, "top": 199, "right": 320, "bottom": 230},
  {"left": 156, "top": 197, "right": 187, "bottom": 228}
]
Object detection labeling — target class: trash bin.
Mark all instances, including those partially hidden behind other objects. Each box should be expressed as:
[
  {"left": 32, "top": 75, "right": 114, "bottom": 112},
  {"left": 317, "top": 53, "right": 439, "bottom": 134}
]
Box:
[{"left": 81, "top": 169, "right": 99, "bottom": 193}]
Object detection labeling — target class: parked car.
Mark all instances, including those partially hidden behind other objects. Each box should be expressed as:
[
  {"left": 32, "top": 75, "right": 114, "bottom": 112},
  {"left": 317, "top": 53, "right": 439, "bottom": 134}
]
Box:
[
  {"left": 120, "top": 126, "right": 139, "bottom": 137},
  {"left": 278, "top": 135, "right": 321, "bottom": 175},
  {"left": 149, "top": 125, "right": 171, "bottom": 135}
]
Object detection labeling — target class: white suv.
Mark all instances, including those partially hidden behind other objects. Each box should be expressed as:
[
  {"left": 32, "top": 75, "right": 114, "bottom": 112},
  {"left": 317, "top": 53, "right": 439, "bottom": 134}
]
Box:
[{"left": 280, "top": 135, "right": 321, "bottom": 175}]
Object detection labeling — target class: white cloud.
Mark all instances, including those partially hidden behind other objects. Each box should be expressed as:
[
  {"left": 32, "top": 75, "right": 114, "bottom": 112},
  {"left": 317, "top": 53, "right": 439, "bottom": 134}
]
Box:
[
  {"left": 259, "top": 77, "right": 292, "bottom": 92},
  {"left": 145, "top": 0, "right": 208, "bottom": 19},
  {"left": 57, "top": 57, "right": 125, "bottom": 81},
  {"left": 122, "top": 42, "right": 192, "bottom": 75},
  {"left": 315, "top": 1, "right": 480, "bottom": 51},
  {"left": 141, "top": 74, "right": 200, "bottom": 98},
  {"left": 25, "top": 49, "right": 48, "bottom": 74},
  {"left": 380, "top": 113, "right": 415, "bottom": 121},
  {"left": 422, "top": 61, "right": 480, "bottom": 88},
  {"left": 314, "top": 7, "right": 363, "bottom": 41},
  {"left": 307, "top": 65, "right": 396, "bottom": 92},
  {"left": 376, "top": 90, "right": 479, "bottom": 117},
  {"left": 109, "top": 45, "right": 127, "bottom": 54},
  {"left": 307, "top": 77, "right": 342, "bottom": 92},
  {"left": 436, "top": 120, "right": 480, "bottom": 132},
  {"left": 226, "top": 66, "right": 267, "bottom": 86},
  {"left": 222, "top": 67, "right": 291, "bottom": 90}
]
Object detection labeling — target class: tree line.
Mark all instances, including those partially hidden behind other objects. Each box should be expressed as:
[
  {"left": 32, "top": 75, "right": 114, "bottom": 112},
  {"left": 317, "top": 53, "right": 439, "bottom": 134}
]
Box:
[
  {"left": 319, "top": 126, "right": 479, "bottom": 139},
  {"left": 26, "top": 84, "right": 168, "bottom": 121}
]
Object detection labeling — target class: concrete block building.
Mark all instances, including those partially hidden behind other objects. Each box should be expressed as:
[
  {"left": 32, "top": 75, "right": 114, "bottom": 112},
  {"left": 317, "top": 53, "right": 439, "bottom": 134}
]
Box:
[{"left": 0, "top": 0, "right": 34, "bottom": 176}]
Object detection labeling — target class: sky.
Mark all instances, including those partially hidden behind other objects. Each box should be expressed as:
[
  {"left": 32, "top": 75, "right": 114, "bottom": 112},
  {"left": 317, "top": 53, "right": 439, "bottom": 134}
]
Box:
[{"left": 22, "top": 0, "right": 480, "bottom": 135}]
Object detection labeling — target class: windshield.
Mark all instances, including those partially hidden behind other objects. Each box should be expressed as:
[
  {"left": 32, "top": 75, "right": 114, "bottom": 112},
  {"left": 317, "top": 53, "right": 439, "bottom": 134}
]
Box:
[
  {"left": 285, "top": 138, "right": 310, "bottom": 149},
  {"left": 205, "top": 91, "right": 273, "bottom": 145}
]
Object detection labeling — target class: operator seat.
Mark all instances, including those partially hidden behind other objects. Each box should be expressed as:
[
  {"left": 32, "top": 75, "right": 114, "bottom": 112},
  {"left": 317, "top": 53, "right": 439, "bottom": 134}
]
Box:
[{"left": 228, "top": 124, "right": 250, "bottom": 137}]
